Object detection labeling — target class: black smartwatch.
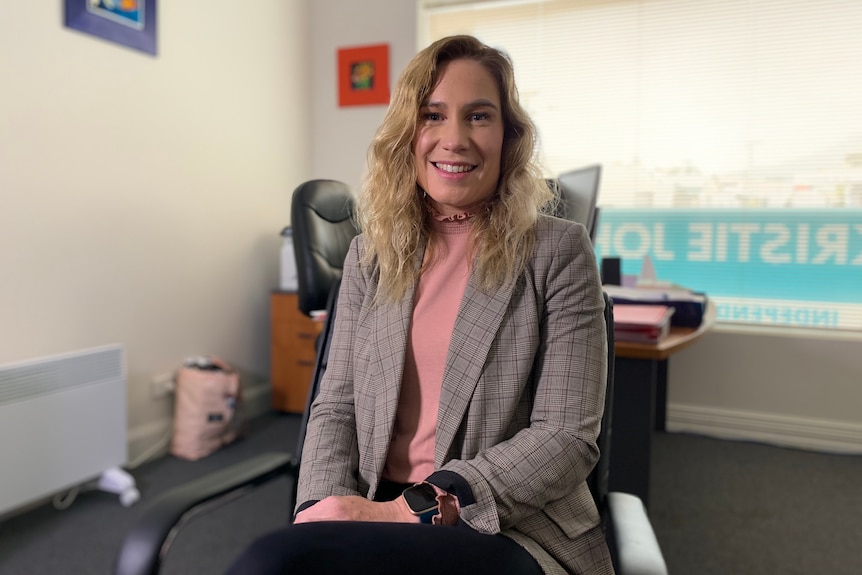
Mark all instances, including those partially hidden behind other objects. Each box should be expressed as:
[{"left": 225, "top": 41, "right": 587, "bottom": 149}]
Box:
[{"left": 402, "top": 482, "right": 440, "bottom": 524}]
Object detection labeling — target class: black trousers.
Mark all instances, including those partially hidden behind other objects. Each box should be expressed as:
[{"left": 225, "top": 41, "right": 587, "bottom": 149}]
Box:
[{"left": 224, "top": 521, "right": 544, "bottom": 575}]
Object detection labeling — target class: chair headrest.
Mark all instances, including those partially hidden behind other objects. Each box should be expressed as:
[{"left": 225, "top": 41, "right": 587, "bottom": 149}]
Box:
[{"left": 290, "top": 180, "right": 359, "bottom": 315}]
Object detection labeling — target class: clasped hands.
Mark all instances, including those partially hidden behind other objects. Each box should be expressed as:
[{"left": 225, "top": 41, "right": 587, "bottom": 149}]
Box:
[{"left": 294, "top": 495, "right": 419, "bottom": 524}]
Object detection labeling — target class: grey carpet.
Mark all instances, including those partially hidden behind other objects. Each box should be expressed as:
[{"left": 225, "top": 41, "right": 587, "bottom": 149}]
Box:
[
  {"left": 0, "top": 413, "right": 302, "bottom": 575},
  {"left": 650, "top": 432, "right": 862, "bottom": 575},
  {"left": 1, "top": 413, "right": 860, "bottom": 574}
]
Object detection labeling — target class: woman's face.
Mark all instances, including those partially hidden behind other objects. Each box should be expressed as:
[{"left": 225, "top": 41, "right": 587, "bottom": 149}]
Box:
[{"left": 412, "top": 58, "right": 504, "bottom": 217}]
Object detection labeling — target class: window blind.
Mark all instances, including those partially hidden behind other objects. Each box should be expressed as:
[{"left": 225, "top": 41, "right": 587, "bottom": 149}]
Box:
[{"left": 419, "top": 0, "right": 862, "bottom": 331}]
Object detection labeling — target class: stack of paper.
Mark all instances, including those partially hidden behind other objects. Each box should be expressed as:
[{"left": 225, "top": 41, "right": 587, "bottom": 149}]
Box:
[
  {"left": 604, "top": 285, "right": 707, "bottom": 328},
  {"left": 613, "top": 304, "right": 675, "bottom": 344}
]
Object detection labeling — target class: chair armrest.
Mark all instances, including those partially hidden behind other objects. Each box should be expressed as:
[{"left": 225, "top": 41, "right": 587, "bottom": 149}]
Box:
[
  {"left": 606, "top": 491, "right": 669, "bottom": 575},
  {"left": 114, "top": 452, "right": 296, "bottom": 575}
]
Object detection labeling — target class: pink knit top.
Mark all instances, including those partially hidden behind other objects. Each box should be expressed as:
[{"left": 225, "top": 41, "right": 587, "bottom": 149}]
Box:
[{"left": 383, "top": 213, "right": 473, "bottom": 483}]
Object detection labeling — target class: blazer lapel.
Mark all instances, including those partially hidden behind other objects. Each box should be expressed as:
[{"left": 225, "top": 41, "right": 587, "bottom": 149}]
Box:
[
  {"left": 434, "top": 275, "right": 517, "bottom": 465},
  {"left": 368, "top": 283, "right": 415, "bottom": 478}
]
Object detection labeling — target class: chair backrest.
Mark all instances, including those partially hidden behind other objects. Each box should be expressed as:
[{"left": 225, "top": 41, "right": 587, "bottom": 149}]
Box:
[
  {"left": 587, "top": 291, "right": 615, "bottom": 510},
  {"left": 552, "top": 164, "right": 602, "bottom": 242},
  {"left": 287, "top": 277, "right": 342, "bottom": 518},
  {"left": 293, "top": 278, "right": 341, "bottom": 462},
  {"left": 290, "top": 179, "right": 359, "bottom": 316}
]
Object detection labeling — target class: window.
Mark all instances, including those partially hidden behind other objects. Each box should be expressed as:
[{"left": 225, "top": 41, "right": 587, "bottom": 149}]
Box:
[{"left": 419, "top": 0, "right": 862, "bottom": 331}]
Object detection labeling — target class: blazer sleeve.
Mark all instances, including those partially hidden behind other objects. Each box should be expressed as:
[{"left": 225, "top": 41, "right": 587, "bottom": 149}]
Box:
[
  {"left": 436, "top": 221, "right": 608, "bottom": 533},
  {"left": 295, "top": 236, "right": 367, "bottom": 508}
]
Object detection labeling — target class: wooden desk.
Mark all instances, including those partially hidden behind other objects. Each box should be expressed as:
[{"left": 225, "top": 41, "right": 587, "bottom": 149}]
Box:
[
  {"left": 609, "top": 301, "right": 716, "bottom": 508},
  {"left": 615, "top": 302, "right": 716, "bottom": 360}
]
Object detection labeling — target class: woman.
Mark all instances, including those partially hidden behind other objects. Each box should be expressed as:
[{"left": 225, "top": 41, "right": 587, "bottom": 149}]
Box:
[{"left": 228, "top": 35, "right": 613, "bottom": 575}]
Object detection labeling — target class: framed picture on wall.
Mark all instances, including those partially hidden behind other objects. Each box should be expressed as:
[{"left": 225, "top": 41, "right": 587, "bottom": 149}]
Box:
[
  {"left": 64, "top": 0, "right": 157, "bottom": 56},
  {"left": 337, "top": 43, "right": 390, "bottom": 107}
]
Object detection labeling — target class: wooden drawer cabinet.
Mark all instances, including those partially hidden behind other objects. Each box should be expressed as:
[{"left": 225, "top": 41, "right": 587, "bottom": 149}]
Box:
[{"left": 270, "top": 292, "right": 323, "bottom": 413}]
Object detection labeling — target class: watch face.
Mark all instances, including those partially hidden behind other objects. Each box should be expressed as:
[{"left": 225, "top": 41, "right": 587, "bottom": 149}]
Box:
[{"left": 403, "top": 483, "right": 439, "bottom": 514}]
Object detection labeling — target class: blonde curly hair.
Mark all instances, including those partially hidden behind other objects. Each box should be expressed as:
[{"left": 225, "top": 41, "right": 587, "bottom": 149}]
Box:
[{"left": 357, "top": 35, "right": 553, "bottom": 303}]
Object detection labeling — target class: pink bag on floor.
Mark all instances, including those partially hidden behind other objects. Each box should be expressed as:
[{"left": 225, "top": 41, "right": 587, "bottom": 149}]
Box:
[{"left": 170, "top": 356, "right": 243, "bottom": 461}]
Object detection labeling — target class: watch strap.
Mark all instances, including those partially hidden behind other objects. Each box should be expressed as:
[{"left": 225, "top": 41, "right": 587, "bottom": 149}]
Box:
[
  {"left": 417, "top": 507, "right": 438, "bottom": 524},
  {"left": 402, "top": 482, "right": 440, "bottom": 523}
]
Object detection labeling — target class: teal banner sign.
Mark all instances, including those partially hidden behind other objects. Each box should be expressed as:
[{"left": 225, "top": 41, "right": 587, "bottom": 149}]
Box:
[{"left": 593, "top": 208, "right": 862, "bottom": 329}]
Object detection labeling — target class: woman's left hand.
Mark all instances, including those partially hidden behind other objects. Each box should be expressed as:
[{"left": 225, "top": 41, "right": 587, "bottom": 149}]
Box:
[{"left": 293, "top": 495, "right": 419, "bottom": 524}]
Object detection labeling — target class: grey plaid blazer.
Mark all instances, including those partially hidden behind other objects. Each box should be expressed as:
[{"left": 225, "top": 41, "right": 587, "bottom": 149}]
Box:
[{"left": 298, "top": 215, "right": 614, "bottom": 575}]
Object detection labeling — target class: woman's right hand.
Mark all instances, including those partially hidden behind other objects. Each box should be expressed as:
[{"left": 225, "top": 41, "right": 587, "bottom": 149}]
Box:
[{"left": 294, "top": 495, "right": 418, "bottom": 524}]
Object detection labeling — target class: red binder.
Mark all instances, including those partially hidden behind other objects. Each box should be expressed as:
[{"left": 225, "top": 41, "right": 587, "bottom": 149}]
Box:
[{"left": 613, "top": 304, "right": 675, "bottom": 343}]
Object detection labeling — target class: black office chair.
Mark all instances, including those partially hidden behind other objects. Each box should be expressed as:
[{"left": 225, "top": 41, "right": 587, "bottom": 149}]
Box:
[
  {"left": 114, "top": 192, "right": 666, "bottom": 573},
  {"left": 548, "top": 164, "right": 666, "bottom": 573},
  {"left": 287, "top": 178, "right": 358, "bottom": 508},
  {"left": 598, "top": 295, "right": 668, "bottom": 575},
  {"left": 290, "top": 179, "right": 358, "bottom": 318}
]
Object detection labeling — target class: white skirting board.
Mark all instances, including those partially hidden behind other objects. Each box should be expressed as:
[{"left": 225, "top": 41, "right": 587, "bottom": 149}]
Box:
[{"left": 666, "top": 403, "right": 862, "bottom": 455}]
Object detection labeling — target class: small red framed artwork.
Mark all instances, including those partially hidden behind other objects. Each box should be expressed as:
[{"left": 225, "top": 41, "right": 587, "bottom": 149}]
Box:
[{"left": 338, "top": 43, "right": 390, "bottom": 107}]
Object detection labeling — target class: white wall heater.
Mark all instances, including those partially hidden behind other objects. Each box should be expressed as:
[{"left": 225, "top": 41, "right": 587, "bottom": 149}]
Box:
[{"left": 0, "top": 344, "right": 131, "bottom": 516}]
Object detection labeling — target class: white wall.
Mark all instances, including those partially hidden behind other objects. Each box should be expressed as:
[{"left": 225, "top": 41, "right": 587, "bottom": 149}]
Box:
[
  {"left": 667, "top": 327, "right": 862, "bottom": 453},
  {"left": 308, "top": 0, "right": 418, "bottom": 195},
  {"left": 0, "top": 1, "right": 310, "bottom": 460}
]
